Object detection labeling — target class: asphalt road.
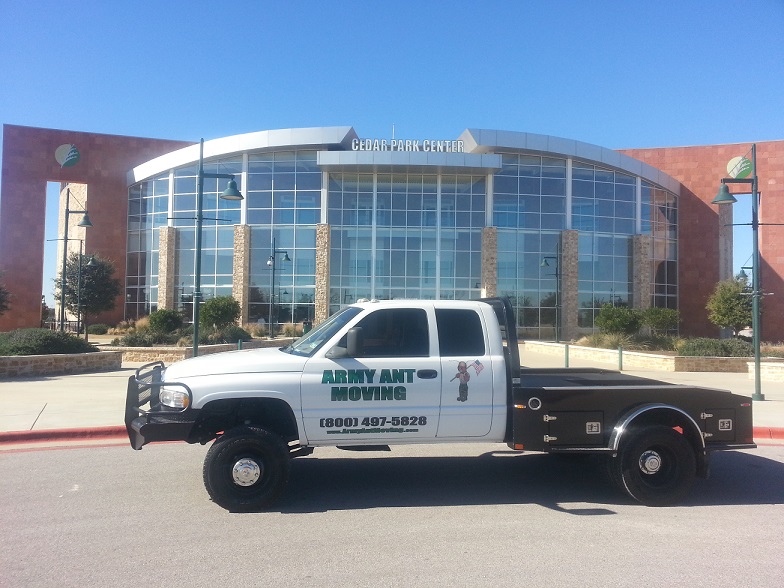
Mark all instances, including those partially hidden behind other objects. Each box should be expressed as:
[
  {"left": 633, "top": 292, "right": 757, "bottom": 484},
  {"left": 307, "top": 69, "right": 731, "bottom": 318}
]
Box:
[{"left": 2, "top": 442, "right": 783, "bottom": 588}]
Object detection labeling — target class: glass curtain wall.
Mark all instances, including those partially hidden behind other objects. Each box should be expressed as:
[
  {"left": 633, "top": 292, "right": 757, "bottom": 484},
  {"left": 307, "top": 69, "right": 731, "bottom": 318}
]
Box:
[
  {"left": 643, "top": 181, "right": 678, "bottom": 309},
  {"left": 246, "top": 151, "right": 319, "bottom": 327},
  {"left": 494, "top": 154, "right": 567, "bottom": 339},
  {"left": 328, "top": 172, "right": 485, "bottom": 313},
  {"left": 170, "top": 158, "right": 242, "bottom": 318},
  {"left": 126, "top": 174, "right": 168, "bottom": 319},
  {"left": 573, "top": 162, "right": 637, "bottom": 329}
]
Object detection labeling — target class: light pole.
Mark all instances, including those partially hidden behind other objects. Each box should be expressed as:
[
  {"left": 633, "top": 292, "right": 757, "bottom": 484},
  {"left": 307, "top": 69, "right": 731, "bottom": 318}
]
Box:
[
  {"left": 59, "top": 187, "right": 92, "bottom": 332},
  {"left": 540, "top": 255, "right": 560, "bottom": 341},
  {"left": 75, "top": 240, "right": 97, "bottom": 337},
  {"left": 266, "top": 237, "right": 290, "bottom": 338},
  {"left": 712, "top": 144, "right": 764, "bottom": 401},
  {"left": 192, "top": 138, "right": 244, "bottom": 357}
]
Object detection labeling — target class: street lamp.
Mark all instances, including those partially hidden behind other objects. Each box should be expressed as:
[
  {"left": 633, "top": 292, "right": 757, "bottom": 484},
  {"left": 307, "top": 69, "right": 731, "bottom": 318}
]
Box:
[
  {"left": 712, "top": 144, "right": 764, "bottom": 401},
  {"left": 540, "top": 255, "right": 560, "bottom": 341},
  {"left": 266, "top": 237, "right": 290, "bottom": 338},
  {"left": 192, "top": 138, "right": 244, "bottom": 357},
  {"left": 59, "top": 187, "right": 92, "bottom": 332}
]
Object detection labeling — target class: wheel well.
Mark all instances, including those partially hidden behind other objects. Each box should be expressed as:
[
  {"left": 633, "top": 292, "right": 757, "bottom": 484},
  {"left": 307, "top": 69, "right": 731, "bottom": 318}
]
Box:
[
  {"left": 618, "top": 407, "right": 707, "bottom": 477},
  {"left": 189, "top": 398, "right": 299, "bottom": 445}
]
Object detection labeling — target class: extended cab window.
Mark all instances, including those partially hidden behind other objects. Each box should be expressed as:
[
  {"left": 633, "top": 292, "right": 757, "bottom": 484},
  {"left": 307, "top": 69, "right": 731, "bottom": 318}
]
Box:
[
  {"left": 435, "top": 309, "right": 485, "bottom": 356},
  {"left": 354, "top": 308, "right": 429, "bottom": 357}
]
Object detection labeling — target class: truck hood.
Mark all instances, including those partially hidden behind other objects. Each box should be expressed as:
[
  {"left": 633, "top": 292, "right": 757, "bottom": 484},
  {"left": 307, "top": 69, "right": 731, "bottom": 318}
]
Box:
[{"left": 163, "top": 347, "right": 308, "bottom": 380}]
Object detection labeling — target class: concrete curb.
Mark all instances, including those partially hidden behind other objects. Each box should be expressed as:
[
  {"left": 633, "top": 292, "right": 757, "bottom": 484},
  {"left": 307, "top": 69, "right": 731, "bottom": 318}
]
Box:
[
  {"left": 1, "top": 425, "right": 782, "bottom": 446},
  {"left": 0, "top": 426, "right": 126, "bottom": 444}
]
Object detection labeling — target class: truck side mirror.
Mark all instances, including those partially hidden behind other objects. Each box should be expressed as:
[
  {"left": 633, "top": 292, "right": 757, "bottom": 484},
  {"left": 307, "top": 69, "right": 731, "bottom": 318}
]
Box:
[
  {"left": 326, "top": 327, "right": 364, "bottom": 359},
  {"left": 346, "top": 327, "right": 364, "bottom": 357}
]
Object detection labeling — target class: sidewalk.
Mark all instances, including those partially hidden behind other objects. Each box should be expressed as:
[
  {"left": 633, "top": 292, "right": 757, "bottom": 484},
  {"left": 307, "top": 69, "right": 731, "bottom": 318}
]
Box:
[{"left": 0, "top": 352, "right": 781, "bottom": 448}]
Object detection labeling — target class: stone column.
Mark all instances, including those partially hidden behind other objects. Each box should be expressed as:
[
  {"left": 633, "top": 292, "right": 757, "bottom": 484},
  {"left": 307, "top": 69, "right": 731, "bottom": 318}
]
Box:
[
  {"left": 632, "top": 234, "right": 652, "bottom": 310},
  {"left": 157, "top": 226, "right": 177, "bottom": 310},
  {"left": 233, "top": 224, "right": 251, "bottom": 325},
  {"left": 717, "top": 204, "right": 733, "bottom": 282},
  {"left": 314, "top": 224, "right": 331, "bottom": 325},
  {"left": 560, "top": 230, "right": 579, "bottom": 342},
  {"left": 481, "top": 227, "right": 498, "bottom": 297},
  {"left": 55, "top": 183, "right": 90, "bottom": 322}
]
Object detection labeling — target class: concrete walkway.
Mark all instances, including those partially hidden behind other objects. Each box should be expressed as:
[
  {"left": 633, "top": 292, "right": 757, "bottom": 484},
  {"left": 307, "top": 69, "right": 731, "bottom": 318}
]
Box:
[{"left": 0, "top": 350, "right": 781, "bottom": 448}]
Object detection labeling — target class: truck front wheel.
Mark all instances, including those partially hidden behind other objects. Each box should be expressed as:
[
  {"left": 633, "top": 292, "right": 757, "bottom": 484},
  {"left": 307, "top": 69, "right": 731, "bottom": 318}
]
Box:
[
  {"left": 615, "top": 425, "right": 696, "bottom": 506},
  {"left": 202, "top": 427, "right": 290, "bottom": 512}
]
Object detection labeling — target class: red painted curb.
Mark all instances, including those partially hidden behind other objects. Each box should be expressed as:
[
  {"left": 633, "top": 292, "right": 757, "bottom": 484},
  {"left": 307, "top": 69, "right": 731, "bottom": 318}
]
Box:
[
  {"left": 753, "top": 426, "right": 784, "bottom": 441},
  {"left": 0, "top": 425, "right": 782, "bottom": 445},
  {"left": 0, "top": 426, "right": 126, "bottom": 444}
]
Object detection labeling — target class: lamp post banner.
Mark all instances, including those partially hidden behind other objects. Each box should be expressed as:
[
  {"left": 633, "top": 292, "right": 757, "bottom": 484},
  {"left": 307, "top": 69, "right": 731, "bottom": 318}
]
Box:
[{"left": 727, "top": 156, "right": 753, "bottom": 179}]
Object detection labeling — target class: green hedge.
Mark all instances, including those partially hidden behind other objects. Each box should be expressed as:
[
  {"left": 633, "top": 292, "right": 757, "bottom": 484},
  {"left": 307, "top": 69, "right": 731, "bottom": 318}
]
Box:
[
  {"left": 0, "top": 329, "right": 98, "bottom": 356},
  {"left": 677, "top": 337, "right": 753, "bottom": 357}
]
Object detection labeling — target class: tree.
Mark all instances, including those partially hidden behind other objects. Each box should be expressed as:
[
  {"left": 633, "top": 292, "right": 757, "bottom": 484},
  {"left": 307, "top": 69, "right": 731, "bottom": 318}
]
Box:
[
  {"left": 200, "top": 296, "right": 241, "bottom": 332},
  {"left": 0, "top": 272, "right": 10, "bottom": 316},
  {"left": 706, "top": 277, "right": 752, "bottom": 336},
  {"left": 54, "top": 254, "right": 121, "bottom": 337}
]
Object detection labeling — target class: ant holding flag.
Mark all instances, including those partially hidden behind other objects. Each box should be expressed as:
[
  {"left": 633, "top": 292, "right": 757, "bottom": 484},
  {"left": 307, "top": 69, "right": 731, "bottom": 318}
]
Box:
[{"left": 451, "top": 360, "right": 484, "bottom": 402}]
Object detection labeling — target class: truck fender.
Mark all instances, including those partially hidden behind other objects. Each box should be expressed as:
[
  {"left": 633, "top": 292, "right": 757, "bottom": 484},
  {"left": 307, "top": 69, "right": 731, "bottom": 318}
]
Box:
[{"left": 608, "top": 403, "right": 706, "bottom": 454}]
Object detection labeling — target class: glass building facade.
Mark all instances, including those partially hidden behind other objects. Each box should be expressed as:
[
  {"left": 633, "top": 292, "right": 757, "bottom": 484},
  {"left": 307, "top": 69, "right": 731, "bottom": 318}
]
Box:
[{"left": 125, "top": 127, "right": 680, "bottom": 340}]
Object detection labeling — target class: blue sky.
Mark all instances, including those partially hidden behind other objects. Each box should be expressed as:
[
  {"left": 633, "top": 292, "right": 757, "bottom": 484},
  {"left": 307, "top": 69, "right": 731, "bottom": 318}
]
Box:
[{"left": 1, "top": 0, "right": 782, "bottom": 303}]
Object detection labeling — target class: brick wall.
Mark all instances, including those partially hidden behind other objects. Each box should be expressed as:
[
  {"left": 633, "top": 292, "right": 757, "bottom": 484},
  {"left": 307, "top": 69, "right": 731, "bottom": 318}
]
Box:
[
  {"left": 620, "top": 141, "right": 784, "bottom": 340},
  {"left": 0, "top": 125, "right": 191, "bottom": 332}
]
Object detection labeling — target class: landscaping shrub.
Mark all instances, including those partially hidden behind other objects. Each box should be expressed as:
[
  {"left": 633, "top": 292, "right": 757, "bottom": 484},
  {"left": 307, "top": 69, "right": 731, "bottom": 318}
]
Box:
[
  {"left": 641, "top": 307, "right": 679, "bottom": 335},
  {"left": 175, "top": 326, "right": 252, "bottom": 346},
  {"left": 112, "top": 330, "right": 180, "bottom": 347},
  {"left": 148, "top": 309, "right": 183, "bottom": 333},
  {"left": 0, "top": 329, "right": 98, "bottom": 356},
  {"left": 87, "top": 324, "right": 110, "bottom": 335},
  {"left": 243, "top": 323, "right": 269, "bottom": 338},
  {"left": 594, "top": 304, "right": 642, "bottom": 335},
  {"left": 575, "top": 332, "right": 679, "bottom": 352},
  {"left": 200, "top": 296, "right": 240, "bottom": 331},
  {"left": 677, "top": 337, "right": 754, "bottom": 357},
  {"left": 282, "top": 322, "right": 302, "bottom": 337},
  {"left": 215, "top": 325, "right": 252, "bottom": 343}
]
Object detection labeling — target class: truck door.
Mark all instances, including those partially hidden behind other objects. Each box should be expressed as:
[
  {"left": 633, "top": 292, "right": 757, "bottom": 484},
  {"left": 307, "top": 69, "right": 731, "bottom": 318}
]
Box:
[
  {"left": 300, "top": 307, "right": 441, "bottom": 444},
  {"left": 435, "top": 308, "right": 494, "bottom": 437}
]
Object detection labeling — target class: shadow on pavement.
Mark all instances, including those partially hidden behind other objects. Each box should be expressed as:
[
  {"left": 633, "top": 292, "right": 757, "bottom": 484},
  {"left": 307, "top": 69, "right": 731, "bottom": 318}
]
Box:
[{"left": 276, "top": 449, "right": 784, "bottom": 514}]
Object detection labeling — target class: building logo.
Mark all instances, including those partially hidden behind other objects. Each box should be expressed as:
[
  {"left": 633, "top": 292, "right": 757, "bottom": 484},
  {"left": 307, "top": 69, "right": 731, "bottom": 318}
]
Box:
[
  {"left": 726, "top": 155, "right": 752, "bottom": 179},
  {"left": 55, "top": 144, "right": 80, "bottom": 168}
]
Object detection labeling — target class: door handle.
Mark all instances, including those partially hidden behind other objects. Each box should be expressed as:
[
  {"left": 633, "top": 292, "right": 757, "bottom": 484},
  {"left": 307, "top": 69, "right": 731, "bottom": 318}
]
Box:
[{"left": 417, "top": 369, "right": 438, "bottom": 379}]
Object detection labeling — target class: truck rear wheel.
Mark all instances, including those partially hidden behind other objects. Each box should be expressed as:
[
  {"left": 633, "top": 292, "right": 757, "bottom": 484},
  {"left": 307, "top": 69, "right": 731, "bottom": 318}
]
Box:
[
  {"left": 615, "top": 425, "right": 696, "bottom": 506},
  {"left": 202, "top": 427, "right": 290, "bottom": 512}
]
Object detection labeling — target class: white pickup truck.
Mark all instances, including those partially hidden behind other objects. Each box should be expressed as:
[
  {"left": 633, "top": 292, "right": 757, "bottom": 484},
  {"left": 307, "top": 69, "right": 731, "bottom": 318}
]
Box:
[{"left": 125, "top": 298, "right": 755, "bottom": 511}]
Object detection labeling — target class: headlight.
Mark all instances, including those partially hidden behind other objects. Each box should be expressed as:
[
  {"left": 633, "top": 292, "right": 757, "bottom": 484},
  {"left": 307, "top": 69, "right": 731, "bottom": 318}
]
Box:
[{"left": 159, "top": 387, "right": 190, "bottom": 409}]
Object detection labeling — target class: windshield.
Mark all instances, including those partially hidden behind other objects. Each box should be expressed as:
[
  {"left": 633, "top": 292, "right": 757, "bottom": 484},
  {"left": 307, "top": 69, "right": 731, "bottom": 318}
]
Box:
[{"left": 284, "top": 306, "right": 363, "bottom": 357}]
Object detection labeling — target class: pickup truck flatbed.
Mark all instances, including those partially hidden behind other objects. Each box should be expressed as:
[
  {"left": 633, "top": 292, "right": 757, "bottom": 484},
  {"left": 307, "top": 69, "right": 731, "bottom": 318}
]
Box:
[{"left": 125, "top": 298, "right": 755, "bottom": 511}]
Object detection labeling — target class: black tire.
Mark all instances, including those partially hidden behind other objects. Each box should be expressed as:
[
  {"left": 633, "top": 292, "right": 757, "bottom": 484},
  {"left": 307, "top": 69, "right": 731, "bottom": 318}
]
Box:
[
  {"left": 202, "top": 427, "right": 290, "bottom": 512},
  {"left": 615, "top": 425, "right": 696, "bottom": 506}
]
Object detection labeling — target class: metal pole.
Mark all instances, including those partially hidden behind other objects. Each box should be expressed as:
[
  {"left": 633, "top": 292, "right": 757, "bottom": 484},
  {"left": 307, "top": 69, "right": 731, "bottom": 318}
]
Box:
[
  {"left": 59, "top": 188, "right": 71, "bottom": 332},
  {"left": 192, "top": 139, "right": 204, "bottom": 357},
  {"left": 269, "top": 238, "right": 276, "bottom": 338},
  {"left": 77, "top": 240, "right": 83, "bottom": 337},
  {"left": 750, "top": 144, "right": 764, "bottom": 401}
]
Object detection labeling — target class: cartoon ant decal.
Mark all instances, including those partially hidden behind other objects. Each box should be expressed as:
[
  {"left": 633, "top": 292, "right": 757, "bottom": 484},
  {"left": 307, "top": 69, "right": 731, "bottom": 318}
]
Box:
[{"left": 450, "top": 360, "right": 483, "bottom": 402}]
